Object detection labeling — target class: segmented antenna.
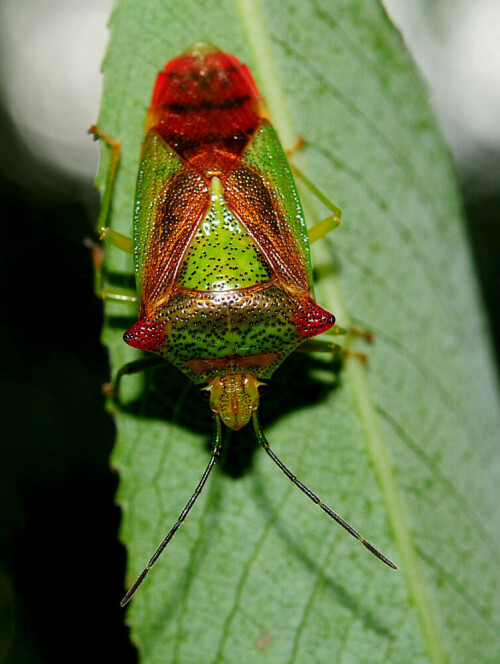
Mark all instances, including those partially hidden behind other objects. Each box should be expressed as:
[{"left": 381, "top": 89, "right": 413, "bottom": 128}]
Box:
[
  {"left": 120, "top": 415, "right": 223, "bottom": 607},
  {"left": 252, "top": 412, "right": 397, "bottom": 570}
]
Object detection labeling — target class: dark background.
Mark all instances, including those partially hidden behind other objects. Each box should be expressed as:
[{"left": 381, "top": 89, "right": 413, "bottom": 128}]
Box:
[
  {"left": 0, "top": 4, "right": 498, "bottom": 663},
  {"left": 0, "top": 113, "right": 136, "bottom": 661}
]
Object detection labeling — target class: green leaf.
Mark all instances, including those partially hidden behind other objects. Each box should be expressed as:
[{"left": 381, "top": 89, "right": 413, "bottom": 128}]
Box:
[{"left": 95, "top": 1, "right": 500, "bottom": 662}]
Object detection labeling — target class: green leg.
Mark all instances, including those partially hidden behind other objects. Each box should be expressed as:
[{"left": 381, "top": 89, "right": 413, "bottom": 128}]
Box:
[
  {"left": 85, "top": 238, "right": 136, "bottom": 304},
  {"left": 307, "top": 215, "right": 341, "bottom": 244},
  {"left": 101, "top": 287, "right": 138, "bottom": 305},
  {"left": 285, "top": 138, "right": 342, "bottom": 244},
  {"left": 90, "top": 126, "right": 129, "bottom": 244},
  {"left": 320, "top": 325, "right": 373, "bottom": 343},
  {"left": 90, "top": 125, "right": 133, "bottom": 253},
  {"left": 297, "top": 325, "right": 373, "bottom": 363},
  {"left": 106, "top": 355, "right": 167, "bottom": 401},
  {"left": 296, "top": 338, "right": 368, "bottom": 364},
  {"left": 100, "top": 228, "right": 133, "bottom": 254},
  {"left": 90, "top": 125, "right": 134, "bottom": 298},
  {"left": 291, "top": 163, "right": 342, "bottom": 243},
  {"left": 115, "top": 355, "right": 167, "bottom": 379},
  {"left": 286, "top": 141, "right": 370, "bottom": 358}
]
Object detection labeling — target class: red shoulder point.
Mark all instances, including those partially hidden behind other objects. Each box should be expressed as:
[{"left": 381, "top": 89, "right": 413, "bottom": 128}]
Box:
[
  {"left": 294, "top": 299, "right": 335, "bottom": 339},
  {"left": 124, "top": 319, "right": 165, "bottom": 353}
]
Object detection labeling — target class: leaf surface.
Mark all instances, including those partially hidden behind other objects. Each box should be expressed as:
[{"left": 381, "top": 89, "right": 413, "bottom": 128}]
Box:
[{"left": 96, "top": 1, "right": 500, "bottom": 662}]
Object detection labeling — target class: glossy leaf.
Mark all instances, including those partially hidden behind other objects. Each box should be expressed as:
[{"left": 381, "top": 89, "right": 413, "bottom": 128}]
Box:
[{"left": 95, "top": 1, "right": 500, "bottom": 662}]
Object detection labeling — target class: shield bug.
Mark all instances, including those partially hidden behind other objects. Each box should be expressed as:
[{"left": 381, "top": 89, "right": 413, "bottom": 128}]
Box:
[{"left": 92, "top": 43, "right": 396, "bottom": 606}]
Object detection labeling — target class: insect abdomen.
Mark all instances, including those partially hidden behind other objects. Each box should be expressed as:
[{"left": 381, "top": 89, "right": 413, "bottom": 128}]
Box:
[{"left": 146, "top": 43, "right": 266, "bottom": 173}]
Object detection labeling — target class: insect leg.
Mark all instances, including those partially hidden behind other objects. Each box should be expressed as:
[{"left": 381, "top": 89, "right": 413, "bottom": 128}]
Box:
[
  {"left": 307, "top": 215, "right": 341, "bottom": 244},
  {"left": 86, "top": 233, "right": 135, "bottom": 301},
  {"left": 289, "top": 162, "right": 342, "bottom": 243},
  {"left": 326, "top": 326, "right": 373, "bottom": 342},
  {"left": 296, "top": 338, "right": 368, "bottom": 364},
  {"left": 108, "top": 355, "right": 167, "bottom": 400},
  {"left": 89, "top": 125, "right": 123, "bottom": 240},
  {"left": 99, "top": 228, "right": 133, "bottom": 254},
  {"left": 101, "top": 355, "right": 166, "bottom": 404},
  {"left": 252, "top": 413, "right": 397, "bottom": 570},
  {"left": 101, "top": 287, "right": 137, "bottom": 305},
  {"left": 89, "top": 125, "right": 134, "bottom": 297},
  {"left": 297, "top": 323, "right": 373, "bottom": 362},
  {"left": 120, "top": 415, "right": 223, "bottom": 607},
  {"left": 285, "top": 136, "right": 307, "bottom": 158}
]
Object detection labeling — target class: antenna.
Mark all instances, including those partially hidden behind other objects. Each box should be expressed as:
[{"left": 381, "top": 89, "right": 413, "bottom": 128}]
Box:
[
  {"left": 120, "top": 415, "right": 223, "bottom": 607},
  {"left": 252, "top": 412, "right": 397, "bottom": 570}
]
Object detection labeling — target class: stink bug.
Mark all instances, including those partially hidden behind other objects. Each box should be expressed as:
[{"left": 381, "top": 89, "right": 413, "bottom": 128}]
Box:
[{"left": 92, "top": 43, "right": 396, "bottom": 606}]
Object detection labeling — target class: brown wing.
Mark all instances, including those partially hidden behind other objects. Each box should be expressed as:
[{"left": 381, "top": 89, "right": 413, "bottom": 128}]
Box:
[
  {"left": 224, "top": 121, "right": 313, "bottom": 298},
  {"left": 133, "top": 131, "right": 209, "bottom": 315}
]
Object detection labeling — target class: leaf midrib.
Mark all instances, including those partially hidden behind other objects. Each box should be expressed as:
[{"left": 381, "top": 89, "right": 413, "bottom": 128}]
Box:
[{"left": 236, "top": 1, "right": 449, "bottom": 662}]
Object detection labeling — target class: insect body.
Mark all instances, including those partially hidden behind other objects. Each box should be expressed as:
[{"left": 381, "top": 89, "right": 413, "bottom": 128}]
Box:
[
  {"left": 123, "top": 44, "right": 335, "bottom": 430},
  {"left": 94, "top": 43, "right": 396, "bottom": 606}
]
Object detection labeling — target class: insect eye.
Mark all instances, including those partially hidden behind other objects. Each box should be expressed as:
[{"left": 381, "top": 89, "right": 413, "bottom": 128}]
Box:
[
  {"left": 257, "top": 383, "right": 267, "bottom": 397},
  {"left": 200, "top": 388, "right": 211, "bottom": 401}
]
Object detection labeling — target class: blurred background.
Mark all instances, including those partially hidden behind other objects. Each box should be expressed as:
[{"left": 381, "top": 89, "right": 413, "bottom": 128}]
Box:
[{"left": 0, "top": 0, "right": 498, "bottom": 661}]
